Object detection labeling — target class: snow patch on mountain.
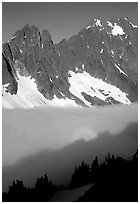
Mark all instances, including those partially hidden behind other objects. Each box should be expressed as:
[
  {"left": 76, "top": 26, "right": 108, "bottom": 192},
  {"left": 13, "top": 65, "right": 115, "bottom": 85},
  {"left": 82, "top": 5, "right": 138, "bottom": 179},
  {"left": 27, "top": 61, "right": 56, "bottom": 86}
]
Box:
[
  {"left": 100, "top": 48, "right": 103, "bottom": 53},
  {"left": 2, "top": 72, "right": 49, "bottom": 108},
  {"left": 111, "top": 23, "right": 125, "bottom": 36},
  {"left": 2, "top": 71, "right": 78, "bottom": 109},
  {"left": 86, "top": 25, "right": 91, "bottom": 30},
  {"left": 68, "top": 70, "right": 131, "bottom": 106},
  {"left": 107, "top": 21, "right": 113, "bottom": 28},
  {"left": 47, "top": 95, "right": 78, "bottom": 107},
  {"left": 111, "top": 50, "right": 115, "bottom": 55},
  {"left": 95, "top": 19, "right": 102, "bottom": 27},
  {"left": 2, "top": 83, "right": 10, "bottom": 94}
]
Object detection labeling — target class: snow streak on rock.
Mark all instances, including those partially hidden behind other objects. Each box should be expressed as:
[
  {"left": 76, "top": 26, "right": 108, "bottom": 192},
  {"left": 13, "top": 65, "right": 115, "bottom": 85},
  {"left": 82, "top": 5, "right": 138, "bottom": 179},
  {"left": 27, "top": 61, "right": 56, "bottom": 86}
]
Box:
[
  {"left": 124, "top": 17, "right": 138, "bottom": 28},
  {"left": 115, "top": 64, "right": 128, "bottom": 77}
]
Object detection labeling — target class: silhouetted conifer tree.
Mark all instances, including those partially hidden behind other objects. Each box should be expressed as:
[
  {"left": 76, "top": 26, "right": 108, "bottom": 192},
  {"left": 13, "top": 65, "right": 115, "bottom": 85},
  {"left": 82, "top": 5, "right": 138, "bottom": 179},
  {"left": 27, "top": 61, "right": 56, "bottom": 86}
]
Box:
[
  {"left": 70, "top": 161, "right": 91, "bottom": 188},
  {"left": 5, "top": 180, "right": 27, "bottom": 201},
  {"left": 90, "top": 156, "right": 99, "bottom": 182},
  {"left": 34, "top": 173, "right": 56, "bottom": 201}
]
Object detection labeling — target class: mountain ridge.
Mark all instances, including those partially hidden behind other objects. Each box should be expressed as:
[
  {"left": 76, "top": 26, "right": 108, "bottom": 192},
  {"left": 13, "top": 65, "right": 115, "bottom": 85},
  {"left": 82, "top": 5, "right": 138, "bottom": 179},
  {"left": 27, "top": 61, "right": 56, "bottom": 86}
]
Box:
[{"left": 2, "top": 17, "right": 138, "bottom": 108}]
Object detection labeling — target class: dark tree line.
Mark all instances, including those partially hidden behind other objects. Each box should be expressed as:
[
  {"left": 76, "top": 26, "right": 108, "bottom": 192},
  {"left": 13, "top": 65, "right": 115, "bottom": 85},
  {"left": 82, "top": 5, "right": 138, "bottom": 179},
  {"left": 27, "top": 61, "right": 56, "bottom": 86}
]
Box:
[
  {"left": 2, "top": 174, "right": 58, "bottom": 202},
  {"left": 76, "top": 150, "right": 138, "bottom": 202},
  {"left": 2, "top": 150, "right": 138, "bottom": 202},
  {"left": 69, "top": 155, "right": 100, "bottom": 188}
]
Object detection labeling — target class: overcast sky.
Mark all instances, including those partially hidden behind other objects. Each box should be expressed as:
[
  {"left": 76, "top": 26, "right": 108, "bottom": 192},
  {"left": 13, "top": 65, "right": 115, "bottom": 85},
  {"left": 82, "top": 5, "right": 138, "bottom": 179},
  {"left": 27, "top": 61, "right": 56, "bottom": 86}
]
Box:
[{"left": 2, "top": 2, "right": 138, "bottom": 43}]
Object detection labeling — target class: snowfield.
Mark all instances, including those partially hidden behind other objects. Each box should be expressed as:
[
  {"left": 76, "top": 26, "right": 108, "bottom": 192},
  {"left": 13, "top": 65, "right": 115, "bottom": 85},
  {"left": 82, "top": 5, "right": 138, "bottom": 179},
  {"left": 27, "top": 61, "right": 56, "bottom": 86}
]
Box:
[
  {"left": 2, "top": 70, "right": 78, "bottom": 109},
  {"left": 3, "top": 67, "right": 131, "bottom": 109},
  {"left": 68, "top": 70, "right": 131, "bottom": 106}
]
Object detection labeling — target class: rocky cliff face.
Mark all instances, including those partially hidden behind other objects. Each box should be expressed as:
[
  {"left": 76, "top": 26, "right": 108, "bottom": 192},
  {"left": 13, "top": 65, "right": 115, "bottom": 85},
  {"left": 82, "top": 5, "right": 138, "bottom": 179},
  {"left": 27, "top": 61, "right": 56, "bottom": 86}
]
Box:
[{"left": 2, "top": 18, "right": 138, "bottom": 108}]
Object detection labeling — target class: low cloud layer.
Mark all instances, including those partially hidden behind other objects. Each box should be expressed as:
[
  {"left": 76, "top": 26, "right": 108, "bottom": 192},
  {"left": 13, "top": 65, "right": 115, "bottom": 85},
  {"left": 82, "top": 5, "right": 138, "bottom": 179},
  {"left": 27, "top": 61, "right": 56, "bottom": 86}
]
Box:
[{"left": 2, "top": 103, "right": 138, "bottom": 166}]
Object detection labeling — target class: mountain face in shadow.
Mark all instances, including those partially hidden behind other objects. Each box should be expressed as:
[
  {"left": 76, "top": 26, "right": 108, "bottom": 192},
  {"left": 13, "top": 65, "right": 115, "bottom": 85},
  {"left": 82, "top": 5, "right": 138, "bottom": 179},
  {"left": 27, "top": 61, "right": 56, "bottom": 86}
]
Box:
[{"left": 3, "top": 121, "right": 138, "bottom": 192}]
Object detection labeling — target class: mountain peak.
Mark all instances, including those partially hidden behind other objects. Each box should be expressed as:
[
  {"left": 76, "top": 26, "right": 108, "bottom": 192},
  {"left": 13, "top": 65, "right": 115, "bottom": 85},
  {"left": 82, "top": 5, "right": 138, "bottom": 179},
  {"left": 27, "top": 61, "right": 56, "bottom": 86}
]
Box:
[{"left": 2, "top": 17, "right": 138, "bottom": 108}]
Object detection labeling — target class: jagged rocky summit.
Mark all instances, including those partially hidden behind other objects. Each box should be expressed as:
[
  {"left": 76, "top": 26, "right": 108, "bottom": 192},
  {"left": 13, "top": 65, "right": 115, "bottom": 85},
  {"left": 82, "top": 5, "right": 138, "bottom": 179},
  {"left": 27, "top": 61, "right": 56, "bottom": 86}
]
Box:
[{"left": 2, "top": 17, "right": 138, "bottom": 108}]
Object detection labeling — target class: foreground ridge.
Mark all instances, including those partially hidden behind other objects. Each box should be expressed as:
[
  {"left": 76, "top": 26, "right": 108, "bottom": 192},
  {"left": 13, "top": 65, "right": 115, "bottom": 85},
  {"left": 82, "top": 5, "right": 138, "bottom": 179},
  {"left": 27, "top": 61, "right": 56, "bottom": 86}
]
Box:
[{"left": 2, "top": 150, "right": 138, "bottom": 202}]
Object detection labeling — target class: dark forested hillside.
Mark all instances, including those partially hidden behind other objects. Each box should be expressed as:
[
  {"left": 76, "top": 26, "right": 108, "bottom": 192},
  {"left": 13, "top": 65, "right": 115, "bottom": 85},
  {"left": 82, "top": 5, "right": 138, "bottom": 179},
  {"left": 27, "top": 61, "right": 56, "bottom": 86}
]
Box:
[{"left": 2, "top": 150, "right": 138, "bottom": 202}]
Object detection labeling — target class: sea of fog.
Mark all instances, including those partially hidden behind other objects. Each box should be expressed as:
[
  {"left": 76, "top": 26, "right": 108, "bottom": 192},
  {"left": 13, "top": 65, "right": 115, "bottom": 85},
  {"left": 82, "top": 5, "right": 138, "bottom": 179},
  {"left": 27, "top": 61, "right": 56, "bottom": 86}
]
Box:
[{"left": 2, "top": 103, "right": 138, "bottom": 191}]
